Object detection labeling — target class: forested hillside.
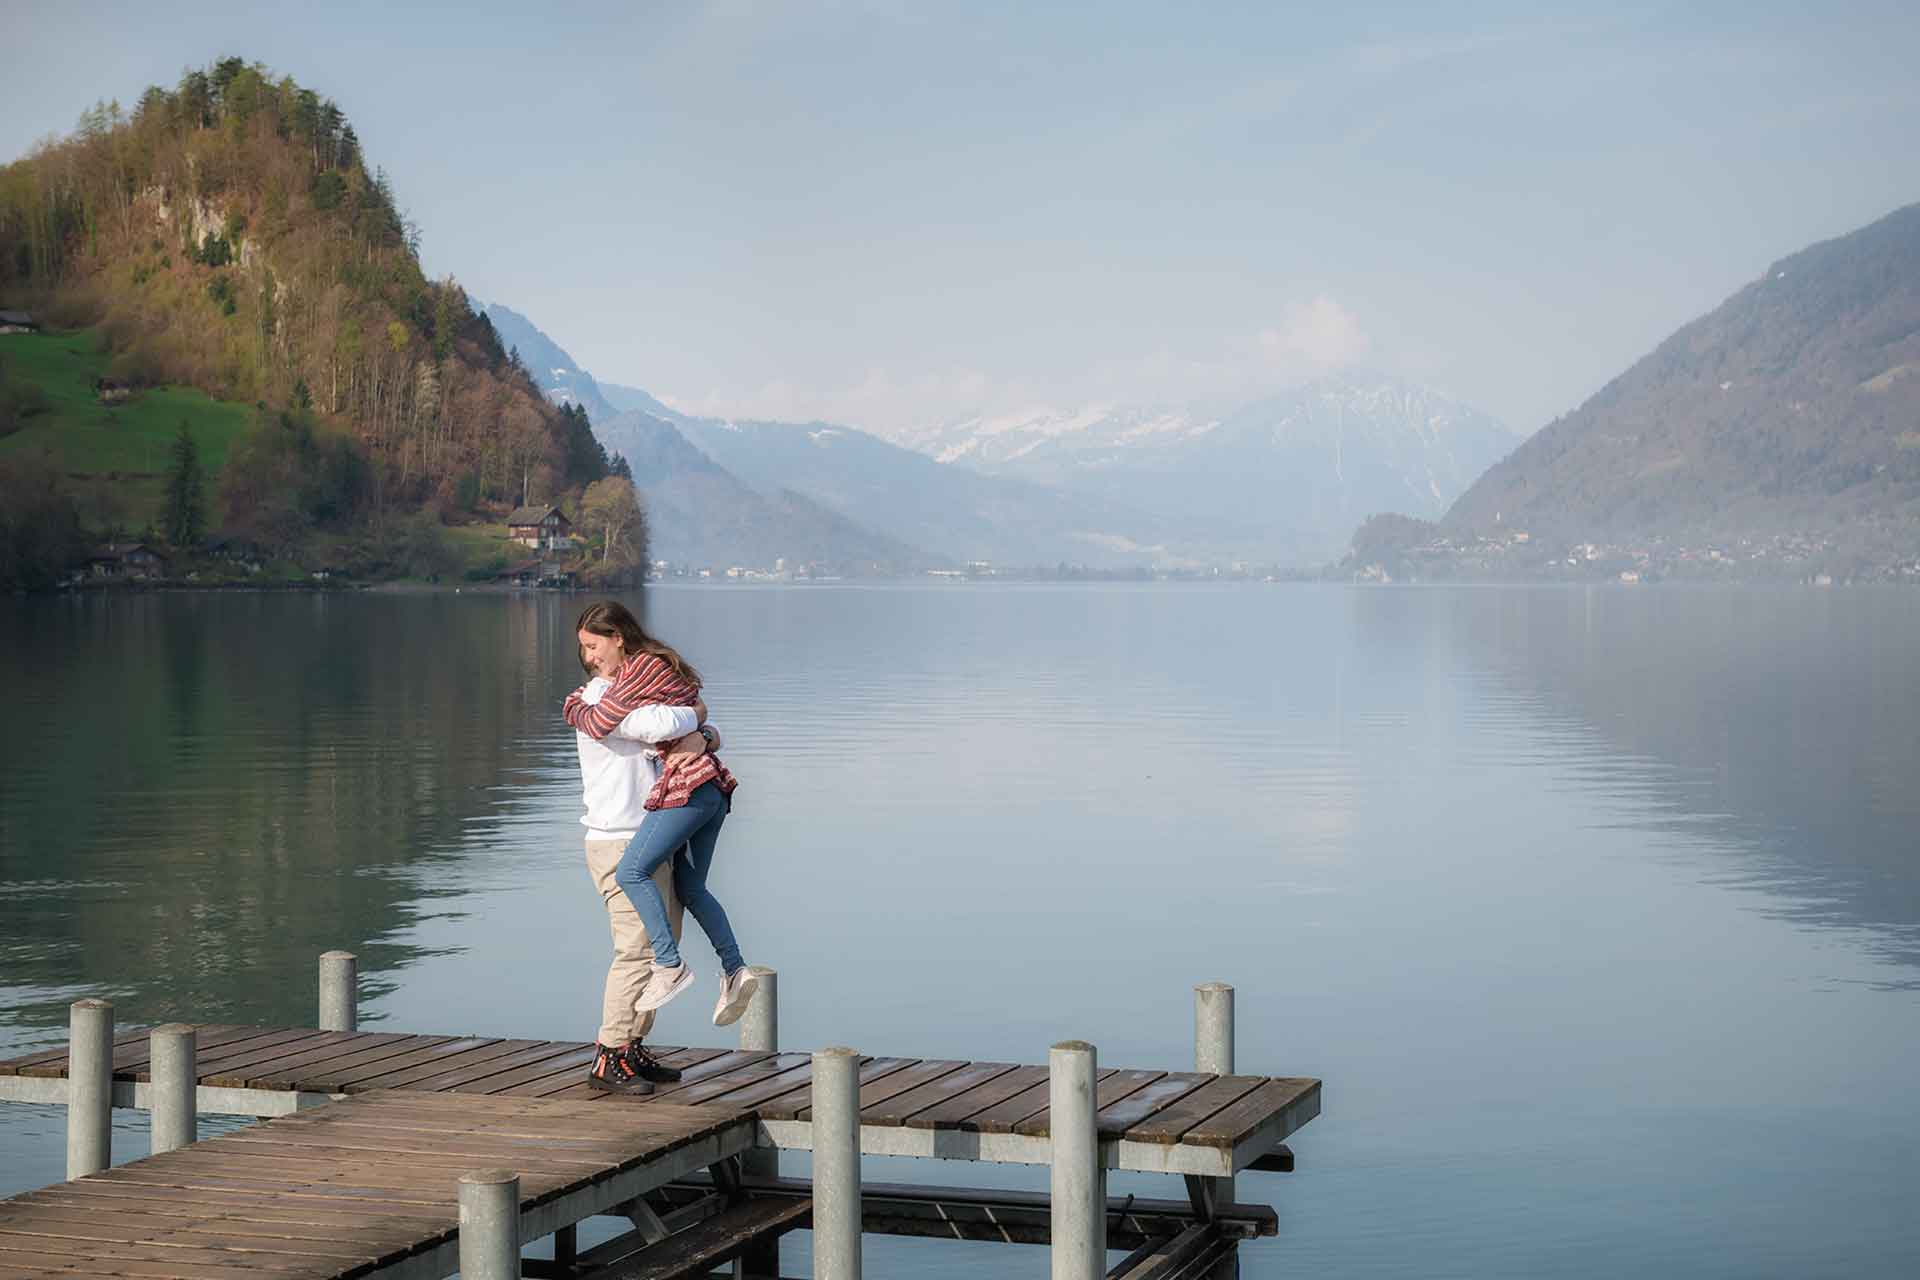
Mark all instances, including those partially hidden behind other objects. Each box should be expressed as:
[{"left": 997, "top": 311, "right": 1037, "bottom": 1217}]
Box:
[
  {"left": 0, "top": 58, "right": 618, "bottom": 585},
  {"left": 1446, "top": 203, "right": 1920, "bottom": 544}
]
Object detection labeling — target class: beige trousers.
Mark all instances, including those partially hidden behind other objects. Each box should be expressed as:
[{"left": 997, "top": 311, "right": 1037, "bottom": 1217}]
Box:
[{"left": 586, "top": 837, "right": 686, "bottom": 1047}]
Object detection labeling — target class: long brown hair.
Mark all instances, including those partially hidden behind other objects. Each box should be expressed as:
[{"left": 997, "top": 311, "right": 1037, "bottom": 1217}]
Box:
[{"left": 575, "top": 599, "right": 702, "bottom": 686}]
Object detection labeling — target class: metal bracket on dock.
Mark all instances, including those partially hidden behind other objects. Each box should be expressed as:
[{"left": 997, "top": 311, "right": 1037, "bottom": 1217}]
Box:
[{"left": 1182, "top": 1174, "right": 1219, "bottom": 1223}]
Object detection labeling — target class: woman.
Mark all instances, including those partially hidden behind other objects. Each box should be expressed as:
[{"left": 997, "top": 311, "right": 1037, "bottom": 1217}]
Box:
[
  {"left": 569, "top": 600, "right": 717, "bottom": 1094},
  {"left": 565, "top": 601, "right": 758, "bottom": 1051}
]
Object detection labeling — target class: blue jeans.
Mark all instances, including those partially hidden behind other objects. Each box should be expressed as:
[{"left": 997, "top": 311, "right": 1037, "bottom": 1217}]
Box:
[{"left": 614, "top": 781, "right": 742, "bottom": 975}]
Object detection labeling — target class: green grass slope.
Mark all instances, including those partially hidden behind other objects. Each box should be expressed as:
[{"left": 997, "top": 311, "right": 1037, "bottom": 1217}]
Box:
[{"left": 0, "top": 329, "right": 252, "bottom": 527}]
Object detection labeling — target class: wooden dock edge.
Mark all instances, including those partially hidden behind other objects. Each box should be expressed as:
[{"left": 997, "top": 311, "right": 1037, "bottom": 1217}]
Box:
[{"left": 0, "top": 1074, "right": 1315, "bottom": 1177}]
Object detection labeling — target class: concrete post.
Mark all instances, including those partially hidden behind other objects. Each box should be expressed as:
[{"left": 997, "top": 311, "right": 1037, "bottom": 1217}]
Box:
[
  {"left": 1195, "top": 982, "right": 1236, "bottom": 1205},
  {"left": 812, "top": 1046, "right": 863, "bottom": 1280},
  {"left": 318, "top": 950, "right": 357, "bottom": 1032},
  {"left": 149, "top": 1024, "right": 197, "bottom": 1154},
  {"left": 736, "top": 967, "right": 780, "bottom": 1278},
  {"left": 1049, "top": 1040, "right": 1104, "bottom": 1280},
  {"left": 457, "top": 1169, "right": 521, "bottom": 1280},
  {"left": 738, "top": 965, "right": 777, "bottom": 1052},
  {"left": 66, "top": 998, "right": 113, "bottom": 1179}
]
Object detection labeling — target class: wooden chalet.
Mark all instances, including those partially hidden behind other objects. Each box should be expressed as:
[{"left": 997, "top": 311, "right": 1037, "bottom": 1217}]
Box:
[{"left": 507, "top": 503, "right": 573, "bottom": 552}]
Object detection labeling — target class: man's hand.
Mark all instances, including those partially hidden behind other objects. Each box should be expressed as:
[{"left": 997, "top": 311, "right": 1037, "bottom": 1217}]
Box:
[
  {"left": 662, "top": 730, "right": 710, "bottom": 762},
  {"left": 694, "top": 696, "right": 709, "bottom": 724}
]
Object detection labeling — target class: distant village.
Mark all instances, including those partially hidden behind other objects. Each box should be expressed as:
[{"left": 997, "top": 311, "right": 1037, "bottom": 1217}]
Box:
[{"left": 1350, "top": 525, "right": 1920, "bottom": 585}]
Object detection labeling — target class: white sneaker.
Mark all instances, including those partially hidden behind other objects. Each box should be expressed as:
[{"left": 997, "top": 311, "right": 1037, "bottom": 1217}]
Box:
[
  {"left": 712, "top": 967, "right": 759, "bottom": 1028},
  {"left": 635, "top": 963, "right": 694, "bottom": 1014}
]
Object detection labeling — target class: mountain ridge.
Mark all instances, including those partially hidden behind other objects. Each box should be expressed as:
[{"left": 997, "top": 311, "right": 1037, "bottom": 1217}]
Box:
[{"left": 1445, "top": 202, "right": 1920, "bottom": 540}]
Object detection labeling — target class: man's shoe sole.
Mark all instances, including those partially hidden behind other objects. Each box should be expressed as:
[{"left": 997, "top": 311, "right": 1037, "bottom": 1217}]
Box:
[{"left": 587, "top": 1073, "right": 655, "bottom": 1096}]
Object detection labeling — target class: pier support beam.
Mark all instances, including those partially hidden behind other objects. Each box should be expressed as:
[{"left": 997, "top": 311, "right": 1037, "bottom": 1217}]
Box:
[
  {"left": 150, "top": 1024, "right": 197, "bottom": 1154},
  {"left": 66, "top": 999, "right": 113, "bottom": 1179},
  {"left": 458, "top": 1169, "right": 521, "bottom": 1280},
  {"left": 319, "top": 950, "right": 358, "bottom": 1032},
  {"left": 1195, "top": 982, "right": 1235, "bottom": 1206},
  {"left": 1050, "top": 1039, "right": 1105, "bottom": 1280},
  {"left": 812, "top": 1046, "right": 863, "bottom": 1280},
  {"left": 737, "top": 965, "right": 777, "bottom": 1054},
  {"left": 736, "top": 967, "right": 780, "bottom": 1279}
]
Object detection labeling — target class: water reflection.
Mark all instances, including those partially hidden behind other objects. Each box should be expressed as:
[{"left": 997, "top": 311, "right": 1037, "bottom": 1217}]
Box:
[
  {"left": 1386, "top": 587, "right": 1920, "bottom": 976},
  {"left": 0, "top": 592, "right": 588, "bottom": 1031}
]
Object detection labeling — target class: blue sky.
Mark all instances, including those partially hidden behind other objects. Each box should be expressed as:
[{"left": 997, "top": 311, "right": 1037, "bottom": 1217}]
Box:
[{"left": 5, "top": 1, "right": 1917, "bottom": 434}]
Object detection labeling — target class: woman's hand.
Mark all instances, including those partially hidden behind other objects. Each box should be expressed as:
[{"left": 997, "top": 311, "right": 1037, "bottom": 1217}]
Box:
[{"left": 662, "top": 730, "right": 710, "bottom": 762}]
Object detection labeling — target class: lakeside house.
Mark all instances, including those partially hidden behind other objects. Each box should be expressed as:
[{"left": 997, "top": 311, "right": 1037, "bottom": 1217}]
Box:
[
  {"left": 506, "top": 504, "right": 572, "bottom": 553},
  {"left": 86, "top": 543, "right": 167, "bottom": 580},
  {"left": 0, "top": 310, "right": 40, "bottom": 334}
]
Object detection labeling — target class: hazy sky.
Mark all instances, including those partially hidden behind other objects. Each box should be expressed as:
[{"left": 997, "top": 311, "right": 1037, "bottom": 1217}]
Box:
[{"left": 5, "top": 1, "right": 1917, "bottom": 435}]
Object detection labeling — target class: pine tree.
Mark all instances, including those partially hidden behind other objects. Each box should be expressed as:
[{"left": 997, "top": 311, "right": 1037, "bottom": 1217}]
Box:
[{"left": 164, "top": 422, "right": 206, "bottom": 548}]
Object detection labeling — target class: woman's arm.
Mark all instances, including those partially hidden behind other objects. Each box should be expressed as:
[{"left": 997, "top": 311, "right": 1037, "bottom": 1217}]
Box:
[{"left": 564, "top": 654, "right": 679, "bottom": 740}]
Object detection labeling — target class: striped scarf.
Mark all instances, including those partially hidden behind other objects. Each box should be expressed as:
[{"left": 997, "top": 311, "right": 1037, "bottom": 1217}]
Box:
[{"left": 563, "top": 652, "right": 737, "bottom": 811}]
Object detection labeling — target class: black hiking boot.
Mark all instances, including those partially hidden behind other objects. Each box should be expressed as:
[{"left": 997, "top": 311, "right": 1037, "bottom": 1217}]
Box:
[
  {"left": 624, "top": 1040, "right": 683, "bottom": 1083},
  {"left": 588, "top": 1041, "right": 654, "bottom": 1095}
]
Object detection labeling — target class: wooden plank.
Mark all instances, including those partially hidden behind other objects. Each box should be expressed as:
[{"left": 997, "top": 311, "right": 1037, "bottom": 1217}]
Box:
[
  {"left": 666, "top": 1053, "right": 810, "bottom": 1106},
  {"left": 1012, "top": 1068, "right": 1160, "bottom": 1137},
  {"left": 1119, "top": 1075, "right": 1269, "bottom": 1145},
  {"left": 35, "top": 1180, "right": 449, "bottom": 1225},
  {"left": 1179, "top": 1078, "right": 1319, "bottom": 1150},
  {"left": 5, "top": 1027, "right": 147, "bottom": 1077},
  {"left": 640, "top": 1051, "right": 773, "bottom": 1100},
  {"left": 321, "top": 1036, "right": 506, "bottom": 1089},
  {"left": 592, "top": 1196, "right": 812, "bottom": 1280},
  {"left": 859, "top": 1061, "right": 1019, "bottom": 1127},
  {"left": 444, "top": 1044, "right": 597, "bottom": 1095},
  {"left": 319, "top": 1093, "right": 750, "bottom": 1156},
  {"left": 691, "top": 1057, "right": 816, "bottom": 1112},
  {"left": 1108, "top": 1223, "right": 1217, "bottom": 1280},
  {"left": 183, "top": 1029, "right": 352, "bottom": 1083},
  {"left": 89, "top": 1164, "right": 459, "bottom": 1209},
  {"left": 329, "top": 1037, "right": 536, "bottom": 1091},
  {"left": 260, "top": 1115, "right": 656, "bottom": 1158},
  {"left": 961, "top": 1067, "right": 1120, "bottom": 1135},
  {"left": 1093, "top": 1072, "right": 1213, "bottom": 1138},
  {"left": 905, "top": 1063, "right": 1048, "bottom": 1130},
  {"left": 753, "top": 1057, "right": 918, "bottom": 1122},
  {"left": 0, "top": 1208, "right": 389, "bottom": 1261},
  {"left": 786, "top": 1058, "right": 968, "bottom": 1122},
  {"left": 235, "top": 1034, "right": 459, "bottom": 1090},
  {"left": 115, "top": 1025, "right": 291, "bottom": 1077},
  {"left": 202, "top": 1031, "right": 400, "bottom": 1089},
  {"left": 14, "top": 1186, "right": 444, "bottom": 1235},
  {"left": 0, "top": 1234, "right": 332, "bottom": 1276},
  {"left": 203, "top": 1133, "right": 619, "bottom": 1176},
  {"left": 362, "top": 1039, "right": 574, "bottom": 1092}
]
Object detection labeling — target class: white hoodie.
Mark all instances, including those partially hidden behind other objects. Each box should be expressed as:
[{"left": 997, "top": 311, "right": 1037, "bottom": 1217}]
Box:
[{"left": 573, "top": 677, "right": 721, "bottom": 841}]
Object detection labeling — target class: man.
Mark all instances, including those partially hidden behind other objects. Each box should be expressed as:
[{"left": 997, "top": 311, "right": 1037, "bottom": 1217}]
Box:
[{"left": 573, "top": 618, "right": 720, "bottom": 1095}]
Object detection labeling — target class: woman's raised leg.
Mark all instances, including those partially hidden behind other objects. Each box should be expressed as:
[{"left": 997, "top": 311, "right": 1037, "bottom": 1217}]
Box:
[
  {"left": 615, "top": 804, "right": 708, "bottom": 973},
  {"left": 673, "top": 784, "right": 745, "bottom": 976}
]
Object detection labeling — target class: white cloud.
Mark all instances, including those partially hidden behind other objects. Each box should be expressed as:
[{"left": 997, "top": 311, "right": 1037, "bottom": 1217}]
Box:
[{"left": 1251, "top": 296, "right": 1371, "bottom": 371}]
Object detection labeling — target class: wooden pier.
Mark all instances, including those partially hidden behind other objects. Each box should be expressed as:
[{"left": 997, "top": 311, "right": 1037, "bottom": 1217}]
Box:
[{"left": 0, "top": 963, "right": 1320, "bottom": 1279}]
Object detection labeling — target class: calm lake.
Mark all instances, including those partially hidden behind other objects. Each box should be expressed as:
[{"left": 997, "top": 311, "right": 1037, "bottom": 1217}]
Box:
[{"left": 1, "top": 584, "right": 1915, "bottom": 1277}]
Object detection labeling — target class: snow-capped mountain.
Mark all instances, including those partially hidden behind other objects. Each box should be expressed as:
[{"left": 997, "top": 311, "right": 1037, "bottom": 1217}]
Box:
[
  {"left": 876, "top": 375, "right": 1518, "bottom": 562},
  {"left": 887, "top": 405, "right": 1222, "bottom": 468}
]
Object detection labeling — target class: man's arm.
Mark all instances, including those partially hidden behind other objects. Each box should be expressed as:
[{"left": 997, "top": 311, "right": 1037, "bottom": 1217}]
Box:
[{"left": 614, "top": 704, "right": 700, "bottom": 744}]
